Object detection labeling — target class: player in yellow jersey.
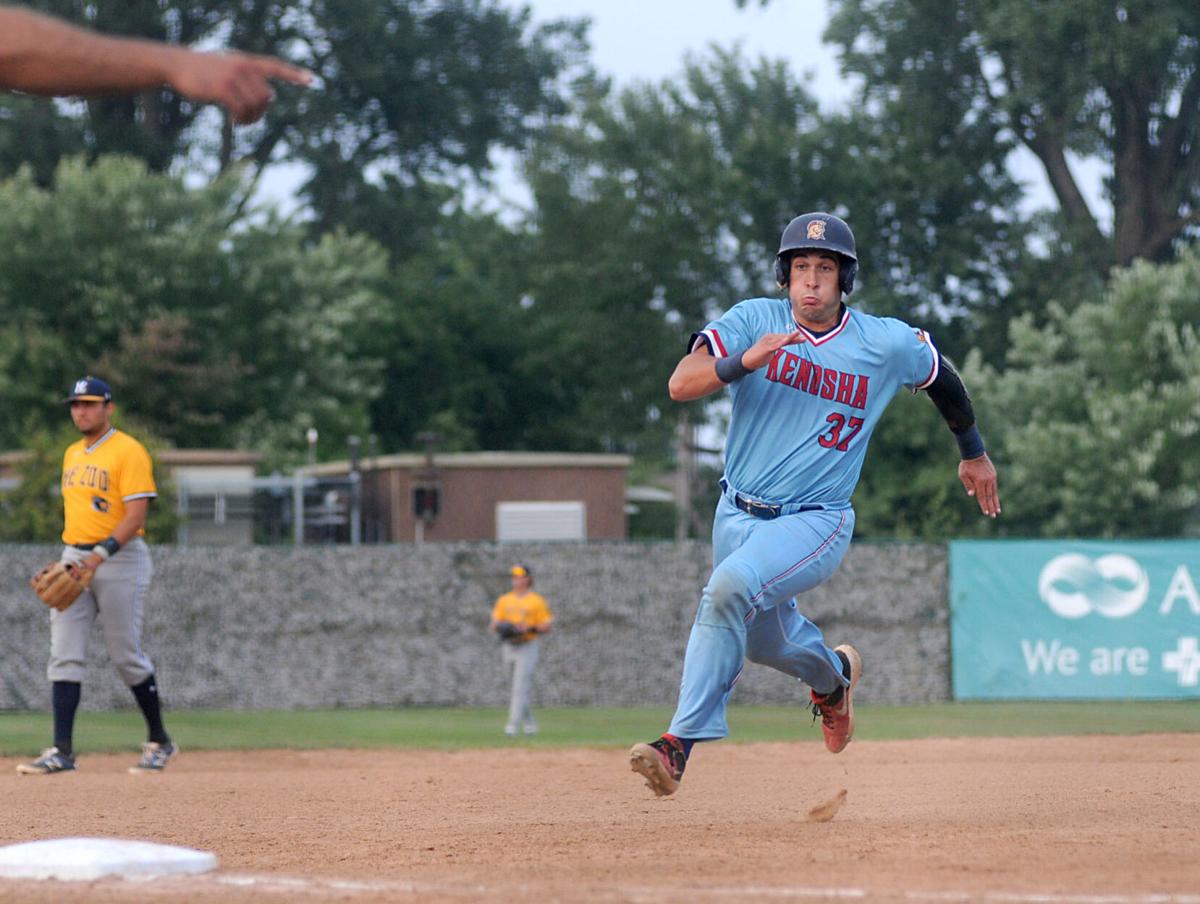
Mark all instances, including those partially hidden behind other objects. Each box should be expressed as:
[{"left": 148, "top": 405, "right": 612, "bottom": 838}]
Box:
[
  {"left": 18, "top": 376, "right": 176, "bottom": 776},
  {"left": 490, "top": 565, "right": 553, "bottom": 737}
]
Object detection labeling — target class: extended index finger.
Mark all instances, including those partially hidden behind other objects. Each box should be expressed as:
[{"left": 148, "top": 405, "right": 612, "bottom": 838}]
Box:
[{"left": 250, "top": 54, "right": 314, "bottom": 86}]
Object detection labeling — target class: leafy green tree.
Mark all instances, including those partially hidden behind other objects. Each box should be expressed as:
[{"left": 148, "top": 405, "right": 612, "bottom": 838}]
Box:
[
  {"left": 816, "top": 0, "right": 1200, "bottom": 271},
  {"left": 221, "top": 225, "right": 391, "bottom": 462},
  {"left": 360, "top": 204, "right": 568, "bottom": 454},
  {"left": 0, "top": 94, "right": 87, "bottom": 186},
  {"left": 5, "top": 1, "right": 590, "bottom": 258},
  {"left": 0, "top": 156, "right": 390, "bottom": 462},
  {"left": 970, "top": 249, "right": 1200, "bottom": 537},
  {"left": 0, "top": 418, "right": 75, "bottom": 542},
  {"left": 290, "top": 1, "right": 590, "bottom": 259},
  {"left": 94, "top": 315, "right": 252, "bottom": 437}
]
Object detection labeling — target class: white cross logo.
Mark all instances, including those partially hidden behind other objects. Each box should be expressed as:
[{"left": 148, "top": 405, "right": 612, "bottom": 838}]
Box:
[{"left": 1162, "top": 637, "right": 1200, "bottom": 687}]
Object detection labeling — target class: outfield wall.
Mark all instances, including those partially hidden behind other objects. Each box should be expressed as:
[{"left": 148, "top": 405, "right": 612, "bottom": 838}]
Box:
[{"left": 0, "top": 542, "right": 948, "bottom": 712}]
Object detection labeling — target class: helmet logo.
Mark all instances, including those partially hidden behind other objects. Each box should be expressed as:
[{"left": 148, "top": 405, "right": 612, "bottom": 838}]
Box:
[{"left": 806, "top": 220, "right": 827, "bottom": 241}]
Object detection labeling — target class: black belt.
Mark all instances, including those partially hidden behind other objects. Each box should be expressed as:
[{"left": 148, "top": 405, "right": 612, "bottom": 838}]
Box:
[
  {"left": 71, "top": 543, "right": 97, "bottom": 550},
  {"left": 732, "top": 494, "right": 783, "bottom": 519},
  {"left": 721, "top": 480, "right": 825, "bottom": 520}
]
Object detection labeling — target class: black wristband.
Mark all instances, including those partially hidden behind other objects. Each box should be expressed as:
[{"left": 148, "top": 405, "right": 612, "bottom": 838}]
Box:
[
  {"left": 714, "top": 352, "right": 751, "bottom": 384},
  {"left": 98, "top": 536, "right": 121, "bottom": 557},
  {"left": 954, "top": 425, "right": 986, "bottom": 460}
]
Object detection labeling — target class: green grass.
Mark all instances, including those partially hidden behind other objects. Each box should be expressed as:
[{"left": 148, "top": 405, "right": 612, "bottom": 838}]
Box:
[{"left": 1, "top": 701, "right": 1196, "bottom": 756}]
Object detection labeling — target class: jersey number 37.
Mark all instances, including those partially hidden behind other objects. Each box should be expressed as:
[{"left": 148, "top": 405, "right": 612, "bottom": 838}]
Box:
[{"left": 817, "top": 413, "right": 865, "bottom": 452}]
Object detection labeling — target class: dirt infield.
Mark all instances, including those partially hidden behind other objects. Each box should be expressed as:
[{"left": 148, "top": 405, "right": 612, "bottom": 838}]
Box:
[{"left": 2, "top": 734, "right": 1198, "bottom": 903}]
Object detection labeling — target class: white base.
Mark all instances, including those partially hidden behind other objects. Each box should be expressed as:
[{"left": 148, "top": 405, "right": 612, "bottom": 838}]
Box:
[{"left": 0, "top": 837, "right": 217, "bottom": 881}]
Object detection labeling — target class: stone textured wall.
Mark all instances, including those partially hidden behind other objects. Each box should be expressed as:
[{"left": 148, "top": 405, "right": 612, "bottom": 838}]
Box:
[{"left": 0, "top": 541, "right": 949, "bottom": 712}]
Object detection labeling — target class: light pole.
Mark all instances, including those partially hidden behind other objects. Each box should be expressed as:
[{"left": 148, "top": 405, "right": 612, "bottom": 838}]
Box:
[
  {"left": 295, "top": 426, "right": 319, "bottom": 546},
  {"left": 348, "top": 435, "right": 361, "bottom": 546}
]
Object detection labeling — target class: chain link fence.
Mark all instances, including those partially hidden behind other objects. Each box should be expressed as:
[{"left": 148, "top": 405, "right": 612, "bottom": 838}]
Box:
[{"left": 175, "top": 472, "right": 373, "bottom": 547}]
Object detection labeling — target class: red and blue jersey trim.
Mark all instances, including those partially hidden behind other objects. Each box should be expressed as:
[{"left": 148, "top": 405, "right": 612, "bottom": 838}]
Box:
[
  {"left": 691, "top": 328, "right": 729, "bottom": 357},
  {"left": 913, "top": 329, "right": 940, "bottom": 391},
  {"left": 793, "top": 307, "right": 852, "bottom": 346}
]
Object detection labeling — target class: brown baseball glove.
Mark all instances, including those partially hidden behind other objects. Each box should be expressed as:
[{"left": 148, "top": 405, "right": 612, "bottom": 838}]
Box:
[{"left": 31, "top": 562, "right": 93, "bottom": 612}]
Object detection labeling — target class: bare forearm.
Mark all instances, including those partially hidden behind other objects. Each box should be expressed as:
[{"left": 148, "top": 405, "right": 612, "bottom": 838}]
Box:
[
  {"left": 110, "top": 502, "right": 149, "bottom": 546},
  {"left": 0, "top": 8, "right": 311, "bottom": 122},
  {"left": 0, "top": 8, "right": 181, "bottom": 95},
  {"left": 668, "top": 353, "right": 724, "bottom": 401}
]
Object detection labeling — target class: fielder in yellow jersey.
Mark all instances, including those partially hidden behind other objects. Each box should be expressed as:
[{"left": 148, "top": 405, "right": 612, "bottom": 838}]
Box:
[
  {"left": 490, "top": 564, "right": 553, "bottom": 736},
  {"left": 17, "top": 376, "right": 177, "bottom": 777},
  {"left": 61, "top": 420, "right": 156, "bottom": 545}
]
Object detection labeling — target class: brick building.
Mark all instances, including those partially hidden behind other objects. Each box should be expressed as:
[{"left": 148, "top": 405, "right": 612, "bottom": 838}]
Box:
[{"left": 306, "top": 451, "right": 631, "bottom": 542}]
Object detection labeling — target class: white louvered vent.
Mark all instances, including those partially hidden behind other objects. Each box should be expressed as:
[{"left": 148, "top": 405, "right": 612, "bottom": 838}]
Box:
[{"left": 495, "top": 501, "right": 586, "bottom": 542}]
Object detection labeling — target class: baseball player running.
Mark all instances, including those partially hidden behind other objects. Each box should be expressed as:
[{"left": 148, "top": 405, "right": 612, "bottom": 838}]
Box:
[
  {"left": 490, "top": 565, "right": 554, "bottom": 736},
  {"left": 18, "top": 376, "right": 177, "bottom": 775},
  {"left": 630, "top": 212, "right": 1000, "bottom": 796}
]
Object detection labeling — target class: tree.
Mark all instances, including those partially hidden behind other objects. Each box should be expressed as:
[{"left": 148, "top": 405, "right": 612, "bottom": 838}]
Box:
[
  {"left": 221, "top": 224, "right": 392, "bottom": 462},
  {"left": 0, "top": 156, "right": 390, "bottom": 462},
  {"left": 290, "top": 0, "right": 589, "bottom": 258},
  {"left": 363, "top": 214, "right": 529, "bottom": 453},
  {"left": 5, "top": 0, "right": 590, "bottom": 259},
  {"left": 969, "top": 248, "right": 1200, "bottom": 537},
  {"left": 94, "top": 316, "right": 253, "bottom": 438},
  {"left": 818, "top": 0, "right": 1200, "bottom": 271},
  {"left": 0, "top": 418, "right": 75, "bottom": 542}
]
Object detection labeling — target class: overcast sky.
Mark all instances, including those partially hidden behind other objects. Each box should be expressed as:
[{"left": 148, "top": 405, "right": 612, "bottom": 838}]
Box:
[
  {"left": 530, "top": 0, "right": 849, "bottom": 100},
  {"left": 258, "top": 0, "right": 850, "bottom": 212},
  {"left": 259, "top": 0, "right": 1105, "bottom": 223}
]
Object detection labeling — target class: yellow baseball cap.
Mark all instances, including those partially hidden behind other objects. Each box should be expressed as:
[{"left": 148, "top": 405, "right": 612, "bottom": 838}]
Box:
[{"left": 510, "top": 564, "right": 531, "bottom": 577}]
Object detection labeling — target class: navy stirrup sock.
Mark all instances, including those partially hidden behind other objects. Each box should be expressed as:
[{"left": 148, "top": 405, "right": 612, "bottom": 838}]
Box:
[
  {"left": 818, "top": 650, "right": 853, "bottom": 705},
  {"left": 52, "top": 680, "right": 82, "bottom": 756},
  {"left": 130, "top": 675, "right": 170, "bottom": 745}
]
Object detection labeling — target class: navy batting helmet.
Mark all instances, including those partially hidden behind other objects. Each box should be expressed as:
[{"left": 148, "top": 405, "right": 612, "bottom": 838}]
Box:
[{"left": 774, "top": 212, "right": 858, "bottom": 295}]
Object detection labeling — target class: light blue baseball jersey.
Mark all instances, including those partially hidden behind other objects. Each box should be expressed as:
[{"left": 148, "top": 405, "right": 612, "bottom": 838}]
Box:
[{"left": 694, "top": 297, "right": 939, "bottom": 505}]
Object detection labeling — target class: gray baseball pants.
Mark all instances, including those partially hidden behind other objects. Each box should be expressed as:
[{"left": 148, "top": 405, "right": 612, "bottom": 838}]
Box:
[
  {"left": 501, "top": 638, "right": 540, "bottom": 730},
  {"left": 48, "top": 538, "right": 155, "bottom": 686}
]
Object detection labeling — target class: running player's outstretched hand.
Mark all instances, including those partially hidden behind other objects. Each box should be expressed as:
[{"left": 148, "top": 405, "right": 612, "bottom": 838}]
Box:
[
  {"left": 742, "top": 330, "right": 805, "bottom": 370},
  {"left": 958, "top": 453, "right": 1000, "bottom": 518}
]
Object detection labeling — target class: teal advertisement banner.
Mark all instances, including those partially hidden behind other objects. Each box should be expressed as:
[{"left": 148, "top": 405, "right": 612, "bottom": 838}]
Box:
[{"left": 950, "top": 540, "right": 1200, "bottom": 699}]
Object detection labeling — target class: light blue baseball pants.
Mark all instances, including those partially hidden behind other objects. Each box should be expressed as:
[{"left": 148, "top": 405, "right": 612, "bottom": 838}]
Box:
[{"left": 667, "top": 492, "right": 855, "bottom": 739}]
